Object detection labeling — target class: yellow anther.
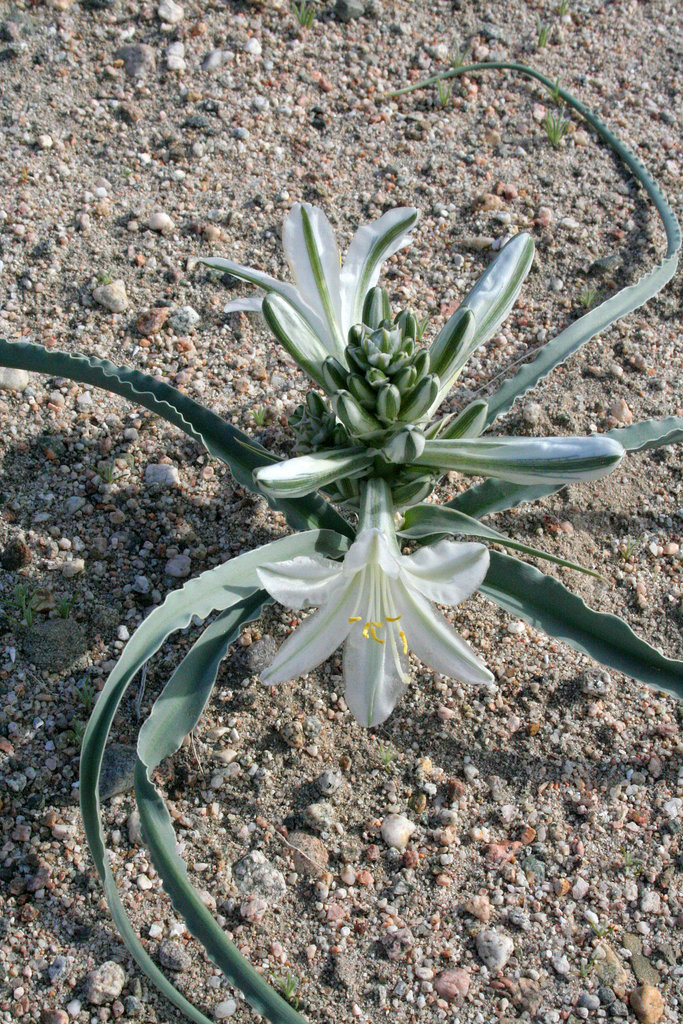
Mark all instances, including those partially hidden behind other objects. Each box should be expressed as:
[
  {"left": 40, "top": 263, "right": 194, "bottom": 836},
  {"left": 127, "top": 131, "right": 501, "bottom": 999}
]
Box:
[
  {"left": 399, "top": 630, "right": 408, "bottom": 655},
  {"left": 348, "top": 616, "right": 362, "bottom": 623},
  {"left": 385, "top": 615, "right": 402, "bottom": 622},
  {"left": 369, "top": 626, "right": 384, "bottom": 644},
  {"left": 371, "top": 620, "right": 382, "bottom": 628},
  {"left": 362, "top": 622, "right": 371, "bottom": 638}
]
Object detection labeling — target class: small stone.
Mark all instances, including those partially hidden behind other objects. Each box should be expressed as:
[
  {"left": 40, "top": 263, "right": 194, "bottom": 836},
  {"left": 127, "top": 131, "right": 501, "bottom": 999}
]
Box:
[
  {"left": 22, "top": 618, "right": 86, "bottom": 671},
  {"left": 243, "top": 37, "right": 261, "bottom": 56},
  {"left": 213, "top": 1000, "right": 237, "bottom": 1020},
  {"left": 158, "top": 0, "right": 183, "bottom": 23},
  {"left": 158, "top": 940, "right": 191, "bottom": 972},
  {"left": 116, "top": 44, "right": 156, "bottom": 79},
  {"left": 315, "top": 770, "right": 342, "bottom": 796},
  {"left": 127, "top": 810, "right": 142, "bottom": 845},
  {"left": 169, "top": 305, "right": 200, "bottom": 333},
  {"left": 289, "top": 832, "right": 329, "bottom": 877},
  {"left": 574, "top": 129, "right": 590, "bottom": 146},
  {"left": 231, "top": 851, "right": 286, "bottom": 899},
  {"left": 93, "top": 280, "right": 128, "bottom": 313},
  {"left": 335, "top": 0, "right": 365, "bottom": 21},
  {"left": 99, "top": 744, "right": 137, "bottom": 801},
  {"left": 0, "top": 367, "right": 30, "bottom": 392},
  {"left": 165, "top": 554, "right": 192, "bottom": 578},
  {"left": 465, "top": 894, "right": 491, "bottom": 922},
  {"left": 594, "top": 942, "right": 628, "bottom": 997},
  {"left": 433, "top": 968, "right": 470, "bottom": 1002},
  {"left": 62, "top": 558, "right": 85, "bottom": 578},
  {"left": 84, "top": 962, "right": 126, "bottom": 1006},
  {"left": 65, "top": 496, "right": 85, "bottom": 515},
  {"left": 279, "top": 719, "right": 304, "bottom": 748},
  {"left": 41, "top": 1013, "right": 68, "bottom": 1024},
  {"left": 1, "top": 536, "right": 31, "bottom": 569},
  {"left": 610, "top": 397, "right": 633, "bottom": 424},
  {"left": 572, "top": 876, "right": 590, "bottom": 900},
  {"left": 147, "top": 211, "right": 175, "bottom": 233},
  {"left": 165, "top": 41, "right": 186, "bottom": 70},
  {"left": 145, "top": 463, "right": 180, "bottom": 487},
  {"left": 522, "top": 401, "right": 544, "bottom": 427},
  {"left": 630, "top": 984, "right": 664, "bottom": 1024},
  {"left": 381, "top": 814, "right": 415, "bottom": 850},
  {"left": 135, "top": 307, "right": 169, "bottom": 335},
  {"left": 475, "top": 928, "right": 514, "bottom": 970},
  {"left": 304, "top": 801, "right": 336, "bottom": 830},
  {"left": 243, "top": 634, "right": 277, "bottom": 673},
  {"left": 578, "top": 992, "right": 601, "bottom": 1010},
  {"left": 37, "top": 133, "right": 53, "bottom": 149}
]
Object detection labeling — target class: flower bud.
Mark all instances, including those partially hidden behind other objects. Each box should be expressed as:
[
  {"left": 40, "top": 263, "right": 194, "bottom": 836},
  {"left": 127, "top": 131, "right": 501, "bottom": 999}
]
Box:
[
  {"left": 335, "top": 391, "right": 384, "bottom": 440},
  {"left": 362, "top": 286, "right": 391, "bottom": 329},
  {"left": 322, "top": 356, "right": 349, "bottom": 393},
  {"left": 376, "top": 383, "right": 402, "bottom": 424},
  {"left": 382, "top": 425, "right": 426, "bottom": 464},
  {"left": 399, "top": 374, "right": 439, "bottom": 422},
  {"left": 347, "top": 373, "right": 377, "bottom": 409}
]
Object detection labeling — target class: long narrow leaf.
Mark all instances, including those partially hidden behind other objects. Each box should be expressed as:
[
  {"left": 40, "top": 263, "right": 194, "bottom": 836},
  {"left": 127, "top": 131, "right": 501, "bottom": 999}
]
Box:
[
  {"left": 481, "top": 550, "right": 683, "bottom": 699},
  {"left": 400, "top": 502, "right": 600, "bottom": 576},
  {"left": 0, "top": 339, "right": 352, "bottom": 539},
  {"left": 383, "top": 63, "right": 681, "bottom": 426},
  {"left": 135, "top": 598, "right": 308, "bottom": 1024},
  {"left": 255, "top": 447, "right": 373, "bottom": 498},
  {"left": 606, "top": 415, "right": 683, "bottom": 453}
]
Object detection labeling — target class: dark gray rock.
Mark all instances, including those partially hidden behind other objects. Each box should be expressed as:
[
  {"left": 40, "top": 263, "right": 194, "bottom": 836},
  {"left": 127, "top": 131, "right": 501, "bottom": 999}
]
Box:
[
  {"left": 243, "top": 634, "right": 278, "bottom": 673},
  {"left": 334, "top": 0, "right": 365, "bottom": 22},
  {"left": 231, "top": 851, "right": 286, "bottom": 899},
  {"left": 99, "top": 744, "right": 137, "bottom": 802},
  {"left": 158, "top": 940, "right": 192, "bottom": 973},
  {"left": 116, "top": 44, "right": 156, "bottom": 79}
]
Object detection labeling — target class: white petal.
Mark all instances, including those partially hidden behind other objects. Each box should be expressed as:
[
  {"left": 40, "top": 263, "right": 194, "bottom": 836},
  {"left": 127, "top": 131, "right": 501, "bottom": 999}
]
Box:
[
  {"left": 339, "top": 207, "right": 419, "bottom": 334},
  {"left": 282, "top": 204, "right": 345, "bottom": 359},
  {"left": 224, "top": 295, "right": 264, "bottom": 314},
  {"left": 260, "top": 582, "right": 355, "bottom": 685},
  {"left": 401, "top": 540, "right": 489, "bottom": 606},
  {"left": 399, "top": 583, "right": 493, "bottom": 685},
  {"left": 257, "top": 555, "right": 343, "bottom": 609},
  {"left": 343, "top": 623, "right": 409, "bottom": 727},
  {"left": 342, "top": 529, "right": 401, "bottom": 579}
]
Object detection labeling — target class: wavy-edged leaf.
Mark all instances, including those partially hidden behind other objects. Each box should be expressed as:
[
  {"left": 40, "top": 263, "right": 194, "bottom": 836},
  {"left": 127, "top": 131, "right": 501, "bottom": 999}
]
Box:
[
  {"left": 340, "top": 207, "right": 419, "bottom": 330},
  {"left": 81, "top": 531, "right": 348, "bottom": 1024},
  {"left": 134, "top": 593, "right": 308, "bottom": 1024},
  {"left": 606, "top": 415, "right": 683, "bottom": 453},
  {"left": 255, "top": 448, "right": 373, "bottom": 498},
  {"left": 400, "top": 502, "right": 600, "bottom": 576},
  {"left": 481, "top": 550, "right": 683, "bottom": 700},
  {"left": 0, "top": 339, "right": 352, "bottom": 539},
  {"left": 416, "top": 434, "right": 624, "bottom": 484}
]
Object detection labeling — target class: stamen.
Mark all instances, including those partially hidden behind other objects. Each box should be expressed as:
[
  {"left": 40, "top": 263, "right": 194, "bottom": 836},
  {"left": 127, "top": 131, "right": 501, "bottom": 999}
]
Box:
[
  {"left": 399, "top": 630, "right": 408, "bottom": 655},
  {"left": 369, "top": 625, "right": 384, "bottom": 644},
  {"left": 362, "top": 621, "right": 371, "bottom": 638},
  {"left": 385, "top": 615, "right": 402, "bottom": 622},
  {"left": 348, "top": 616, "right": 362, "bottom": 623},
  {"left": 371, "top": 620, "right": 382, "bottom": 628}
]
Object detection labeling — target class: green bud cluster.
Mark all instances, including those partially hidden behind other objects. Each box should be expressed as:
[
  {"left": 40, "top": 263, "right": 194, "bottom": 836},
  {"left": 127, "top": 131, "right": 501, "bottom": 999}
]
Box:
[
  {"left": 289, "top": 392, "right": 348, "bottom": 455},
  {"left": 322, "top": 287, "right": 438, "bottom": 456}
]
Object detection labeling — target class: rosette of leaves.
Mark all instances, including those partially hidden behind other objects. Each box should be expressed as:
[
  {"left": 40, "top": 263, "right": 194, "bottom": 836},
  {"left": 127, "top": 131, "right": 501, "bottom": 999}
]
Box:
[{"left": 0, "top": 63, "right": 681, "bottom": 1024}]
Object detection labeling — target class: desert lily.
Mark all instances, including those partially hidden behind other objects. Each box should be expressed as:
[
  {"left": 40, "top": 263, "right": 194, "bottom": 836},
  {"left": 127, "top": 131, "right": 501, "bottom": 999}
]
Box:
[{"left": 258, "top": 478, "right": 492, "bottom": 726}]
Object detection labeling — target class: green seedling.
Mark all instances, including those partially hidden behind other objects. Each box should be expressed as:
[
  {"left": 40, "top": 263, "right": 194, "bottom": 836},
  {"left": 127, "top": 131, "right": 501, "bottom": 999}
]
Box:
[
  {"left": 292, "top": 0, "right": 315, "bottom": 28},
  {"left": 544, "top": 110, "right": 570, "bottom": 147},
  {"left": 536, "top": 15, "right": 550, "bottom": 47}
]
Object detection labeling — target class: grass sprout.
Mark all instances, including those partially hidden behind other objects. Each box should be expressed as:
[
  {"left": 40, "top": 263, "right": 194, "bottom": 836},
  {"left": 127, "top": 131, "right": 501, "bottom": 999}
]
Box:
[
  {"left": 436, "top": 79, "right": 452, "bottom": 108},
  {"left": 579, "top": 283, "right": 599, "bottom": 308},
  {"left": 619, "top": 535, "right": 642, "bottom": 561},
  {"left": 378, "top": 742, "right": 398, "bottom": 771},
  {"left": 276, "top": 973, "right": 300, "bottom": 1010},
  {"left": 558, "top": 0, "right": 569, "bottom": 13},
  {"left": 545, "top": 77, "right": 563, "bottom": 107},
  {"left": 252, "top": 406, "right": 267, "bottom": 427},
  {"left": 12, "top": 584, "right": 38, "bottom": 628},
  {"left": 543, "top": 110, "right": 570, "bottom": 147},
  {"left": 536, "top": 15, "right": 550, "bottom": 47},
  {"left": 292, "top": 0, "right": 315, "bottom": 28},
  {"left": 56, "top": 594, "right": 77, "bottom": 619}
]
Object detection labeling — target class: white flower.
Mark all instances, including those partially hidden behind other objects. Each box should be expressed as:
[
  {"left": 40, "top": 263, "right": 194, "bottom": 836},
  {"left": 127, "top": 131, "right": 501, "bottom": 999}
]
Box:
[
  {"left": 200, "top": 203, "right": 419, "bottom": 378},
  {"left": 257, "top": 526, "right": 492, "bottom": 727}
]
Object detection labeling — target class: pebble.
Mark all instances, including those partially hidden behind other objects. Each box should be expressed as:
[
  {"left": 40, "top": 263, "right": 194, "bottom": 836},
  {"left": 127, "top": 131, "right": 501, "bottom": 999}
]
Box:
[
  {"left": 62, "top": 558, "right": 85, "bottom": 578},
  {"left": 0, "top": 366, "right": 30, "bottom": 395},
  {"left": 433, "top": 968, "right": 470, "bottom": 1001},
  {"left": 572, "top": 876, "right": 590, "bottom": 900},
  {"left": 165, "top": 41, "right": 185, "bottom": 71},
  {"left": 135, "top": 307, "right": 170, "bottom": 335},
  {"left": 37, "top": 133, "right": 53, "bottom": 149},
  {"left": 304, "top": 800, "right": 336, "bottom": 830},
  {"left": 147, "top": 211, "right": 175, "bottom": 233},
  {"left": 214, "top": 999, "right": 237, "bottom": 1020},
  {"left": 288, "top": 832, "right": 329, "bottom": 877},
  {"left": 116, "top": 44, "right": 156, "bottom": 78},
  {"left": 145, "top": 463, "right": 180, "bottom": 487},
  {"left": 335, "top": 0, "right": 365, "bottom": 21},
  {"left": 380, "top": 813, "right": 415, "bottom": 849},
  {"left": 630, "top": 984, "right": 664, "bottom": 1024},
  {"left": 578, "top": 992, "right": 601, "bottom": 1010},
  {"left": 475, "top": 928, "right": 514, "bottom": 970},
  {"left": 1, "top": 535, "right": 31, "bottom": 569},
  {"left": 158, "top": 940, "right": 191, "bottom": 972},
  {"left": 99, "top": 744, "right": 137, "bottom": 801},
  {"left": 231, "top": 851, "right": 286, "bottom": 899},
  {"left": 243, "top": 37, "right": 262, "bottom": 56},
  {"left": 169, "top": 305, "right": 200, "bottom": 332},
  {"left": 158, "top": 0, "right": 184, "bottom": 23},
  {"left": 165, "top": 553, "right": 192, "bottom": 578},
  {"left": 610, "top": 397, "right": 633, "bottom": 424},
  {"left": 83, "top": 962, "right": 126, "bottom": 1005},
  {"left": 315, "top": 769, "right": 342, "bottom": 795},
  {"left": 93, "top": 280, "right": 128, "bottom": 313}
]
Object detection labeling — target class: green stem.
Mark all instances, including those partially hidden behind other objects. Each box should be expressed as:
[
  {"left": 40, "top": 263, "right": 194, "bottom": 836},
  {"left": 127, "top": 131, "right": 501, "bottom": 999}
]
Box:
[{"left": 359, "top": 477, "right": 397, "bottom": 546}]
